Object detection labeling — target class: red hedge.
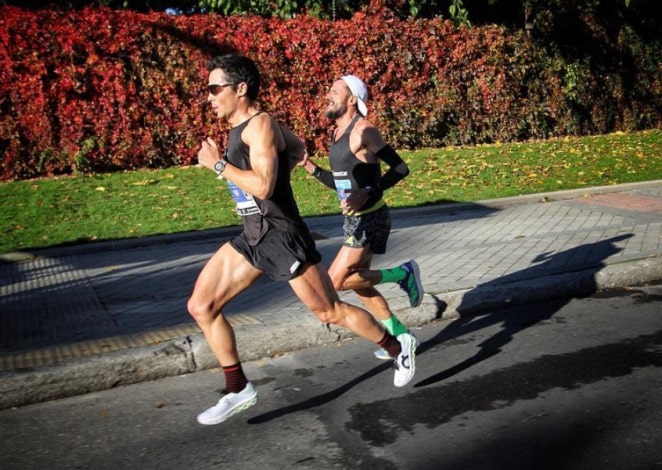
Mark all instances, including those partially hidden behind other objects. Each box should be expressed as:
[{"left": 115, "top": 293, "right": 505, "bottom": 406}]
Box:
[{"left": 0, "top": 6, "right": 660, "bottom": 180}]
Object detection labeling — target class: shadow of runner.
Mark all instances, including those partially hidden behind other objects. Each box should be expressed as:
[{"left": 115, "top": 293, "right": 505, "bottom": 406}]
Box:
[
  {"left": 415, "top": 233, "right": 634, "bottom": 387},
  {"left": 247, "top": 361, "right": 393, "bottom": 425},
  {"left": 247, "top": 234, "right": 635, "bottom": 421}
]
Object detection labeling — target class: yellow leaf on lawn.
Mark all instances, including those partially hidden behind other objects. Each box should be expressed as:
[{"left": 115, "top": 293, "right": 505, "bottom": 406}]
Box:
[{"left": 131, "top": 179, "right": 156, "bottom": 186}]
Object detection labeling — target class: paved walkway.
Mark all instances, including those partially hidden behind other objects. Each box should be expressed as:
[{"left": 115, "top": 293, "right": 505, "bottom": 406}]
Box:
[{"left": 1, "top": 180, "right": 662, "bottom": 408}]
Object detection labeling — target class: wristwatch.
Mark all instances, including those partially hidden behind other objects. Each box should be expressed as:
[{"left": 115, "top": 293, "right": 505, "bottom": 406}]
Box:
[{"left": 213, "top": 159, "right": 227, "bottom": 176}]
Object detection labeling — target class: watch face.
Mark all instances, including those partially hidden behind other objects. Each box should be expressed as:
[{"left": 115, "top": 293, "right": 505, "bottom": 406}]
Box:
[{"left": 214, "top": 160, "right": 224, "bottom": 172}]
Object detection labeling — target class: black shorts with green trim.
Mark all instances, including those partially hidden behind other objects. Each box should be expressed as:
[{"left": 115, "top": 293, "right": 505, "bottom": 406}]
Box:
[
  {"left": 342, "top": 204, "right": 391, "bottom": 254},
  {"left": 230, "top": 228, "right": 322, "bottom": 281}
]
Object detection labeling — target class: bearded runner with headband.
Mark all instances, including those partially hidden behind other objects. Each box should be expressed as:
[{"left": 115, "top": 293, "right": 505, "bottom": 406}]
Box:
[{"left": 300, "top": 74, "right": 424, "bottom": 360}]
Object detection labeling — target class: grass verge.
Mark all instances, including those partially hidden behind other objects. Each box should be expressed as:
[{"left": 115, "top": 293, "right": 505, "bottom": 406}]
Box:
[{"left": 2, "top": 129, "right": 661, "bottom": 254}]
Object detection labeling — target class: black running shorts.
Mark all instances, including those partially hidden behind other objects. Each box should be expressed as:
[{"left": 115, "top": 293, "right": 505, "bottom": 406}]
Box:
[
  {"left": 342, "top": 204, "right": 391, "bottom": 254},
  {"left": 230, "top": 228, "right": 322, "bottom": 281}
]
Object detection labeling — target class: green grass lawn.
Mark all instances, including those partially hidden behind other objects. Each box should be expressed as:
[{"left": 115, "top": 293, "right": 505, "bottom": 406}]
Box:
[{"left": 2, "top": 129, "right": 661, "bottom": 254}]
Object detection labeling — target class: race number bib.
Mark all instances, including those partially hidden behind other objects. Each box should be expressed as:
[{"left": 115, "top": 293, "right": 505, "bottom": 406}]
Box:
[
  {"left": 335, "top": 179, "right": 352, "bottom": 203},
  {"left": 227, "top": 181, "right": 261, "bottom": 216}
]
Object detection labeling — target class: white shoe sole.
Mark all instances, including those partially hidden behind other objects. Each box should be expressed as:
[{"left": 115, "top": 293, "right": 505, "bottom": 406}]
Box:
[
  {"left": 197, "top": 394, "right": 257, "bottom": 425},
  {"left": 406, "top": 260, "right": 424, "bottom": 308}
]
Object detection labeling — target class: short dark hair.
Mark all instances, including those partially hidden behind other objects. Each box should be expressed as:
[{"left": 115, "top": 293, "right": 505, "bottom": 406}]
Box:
[{"left": 206, "top": 54, "right": 260, "bottom": 101}]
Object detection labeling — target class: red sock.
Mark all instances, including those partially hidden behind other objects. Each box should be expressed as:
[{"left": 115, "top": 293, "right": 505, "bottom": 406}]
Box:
[
  {"left": 377, "top": 333, "right": 401, "bottom": 359},
  {"left": 222, "top": 363, "right": 248, "bottom": 394}
]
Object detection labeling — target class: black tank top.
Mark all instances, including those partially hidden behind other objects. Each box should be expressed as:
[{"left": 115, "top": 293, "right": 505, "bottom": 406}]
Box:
[
  {"left": 328, "top": 115, "right": 382, "bottom": 212},
  {"left": 225, "top": 113, "right": 309, "bottom": 244}
]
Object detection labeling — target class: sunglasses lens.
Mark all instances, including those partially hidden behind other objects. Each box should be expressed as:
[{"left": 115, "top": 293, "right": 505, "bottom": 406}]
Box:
[{"left": 208, "top": 85, "right": 221, "bottom": 95}]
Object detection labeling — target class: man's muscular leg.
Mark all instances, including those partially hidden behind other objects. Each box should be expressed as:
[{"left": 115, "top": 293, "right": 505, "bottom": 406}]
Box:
[
  {"left": 187, "top": 243, "right": 262, "bottom": 366},
  {"left": 328, "top": 245, "right": 393, "bottom": 320},
  {"left": 289, "top": 262, "right": 390, "bottom": 343}
]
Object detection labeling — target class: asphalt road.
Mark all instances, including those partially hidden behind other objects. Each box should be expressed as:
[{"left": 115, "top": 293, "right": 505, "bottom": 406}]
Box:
[{"left": 2, "top": 284, "right": 661, "bottom": 470}]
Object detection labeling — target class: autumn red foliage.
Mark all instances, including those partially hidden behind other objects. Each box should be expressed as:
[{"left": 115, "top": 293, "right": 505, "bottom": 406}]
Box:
[{"left": 1, "top": 6, "right": 660, "bottom": 180}]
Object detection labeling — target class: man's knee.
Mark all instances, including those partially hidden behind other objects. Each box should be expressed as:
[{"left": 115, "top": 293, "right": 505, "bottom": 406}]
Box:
[
  {"left": 331, "top": 278, "right": 346, "bottom": 291},
  {"left": 330, "top": 270, "right": 356, "bottom": 291},
  {"left": 311, "top": 303, "right": 343, "bottom": 325},
  {"left": 187, "top": 296, "right": 215, "bottom": 323}
]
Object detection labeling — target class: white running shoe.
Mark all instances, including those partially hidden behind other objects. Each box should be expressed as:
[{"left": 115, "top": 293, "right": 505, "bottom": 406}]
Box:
[
  {"left": 373, "top": 332, "right": 419, "bottom": 360},
  {"left": 196, "top": 382, "right": 257, "bottom": 425},
  {"left": 393, "top": 333, "right": 417, "bottom": 387}
]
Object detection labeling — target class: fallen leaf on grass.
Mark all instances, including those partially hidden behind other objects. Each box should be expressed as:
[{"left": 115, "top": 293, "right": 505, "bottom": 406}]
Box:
[{"left": 131, "top": 179, "right": 156, "bottom": 186}]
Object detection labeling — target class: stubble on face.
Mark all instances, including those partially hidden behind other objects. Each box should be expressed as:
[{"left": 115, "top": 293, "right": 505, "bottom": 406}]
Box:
[
  {"left": 324, "top": 79, "right": 352, "bottom": 120},
  {"left": 324, "top": 101, "right": 347, "bottom": 120}
]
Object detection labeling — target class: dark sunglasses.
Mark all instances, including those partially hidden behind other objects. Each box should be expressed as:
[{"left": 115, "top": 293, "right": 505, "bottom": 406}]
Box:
[{"left": 208, "top": 83, "right": 236, "bottom": 95}]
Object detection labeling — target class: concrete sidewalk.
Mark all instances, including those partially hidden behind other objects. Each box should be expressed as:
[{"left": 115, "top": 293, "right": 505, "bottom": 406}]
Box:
[{"left": 2, "top": 180, "right": 662, "bottom": 409}]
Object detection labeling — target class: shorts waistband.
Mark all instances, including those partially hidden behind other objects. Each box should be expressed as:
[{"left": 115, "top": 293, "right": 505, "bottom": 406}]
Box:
[{"left": 347, "top": 199, "right": 386, "bottom": 217}]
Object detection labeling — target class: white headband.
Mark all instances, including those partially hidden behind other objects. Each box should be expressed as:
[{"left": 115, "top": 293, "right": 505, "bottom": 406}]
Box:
[{"left": 341, "top": 75, "right": 368, "bottom": 116}]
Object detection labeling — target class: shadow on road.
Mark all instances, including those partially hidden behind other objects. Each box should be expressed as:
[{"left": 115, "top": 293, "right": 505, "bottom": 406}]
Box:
[
  {"left": 414, "top": 233, "right": 634, "bottom": 387},
  {"left": 247, "top": 233, "right": 634, "bottom": 422}
]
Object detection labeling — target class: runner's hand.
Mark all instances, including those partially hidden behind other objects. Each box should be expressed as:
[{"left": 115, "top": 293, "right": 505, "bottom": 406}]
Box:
[
  {"left": 342, "top": 188, "right": 370, "bottom": 215},
  {"left": 197, "top": 138, "right": 221, "bottom": 172}
]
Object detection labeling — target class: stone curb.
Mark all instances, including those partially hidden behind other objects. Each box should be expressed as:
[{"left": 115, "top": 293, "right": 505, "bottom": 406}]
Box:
[{"left": 2, "top": 256, "right": 660, "bottom": 409}]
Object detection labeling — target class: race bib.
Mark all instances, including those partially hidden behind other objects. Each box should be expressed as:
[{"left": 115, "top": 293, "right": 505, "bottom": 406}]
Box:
[
  {"left": 227, "top": 181, "right": 261, "bottom": 216},
  {"left": 335, "top": 179, "right": 352, "bottom": 203}
]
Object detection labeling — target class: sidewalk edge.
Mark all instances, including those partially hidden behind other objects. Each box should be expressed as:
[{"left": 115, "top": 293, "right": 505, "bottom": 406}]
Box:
[{"left": 1, "top": 256, "right": 660, "bottom": 410}]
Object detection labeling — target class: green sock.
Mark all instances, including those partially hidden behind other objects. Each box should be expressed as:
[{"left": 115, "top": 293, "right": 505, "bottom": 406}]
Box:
[
  {"left": 378, "top": 266, "right": 406, "bottom": 284},
  {"left": 381, "top": 315, "right": 409, "bottom": 337}
]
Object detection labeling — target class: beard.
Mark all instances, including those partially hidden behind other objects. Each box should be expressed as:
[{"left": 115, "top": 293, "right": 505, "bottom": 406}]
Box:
[{"left": 324, "top": 102, "right": 347, "bottom": 120}]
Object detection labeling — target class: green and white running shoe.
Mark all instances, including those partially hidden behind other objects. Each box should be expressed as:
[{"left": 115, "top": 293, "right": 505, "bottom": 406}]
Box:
[{"left": 398, "top": 260, "right": 424, "bottom": 307}]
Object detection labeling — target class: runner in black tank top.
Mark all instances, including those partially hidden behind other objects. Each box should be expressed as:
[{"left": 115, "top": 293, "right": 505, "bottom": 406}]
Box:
[
  {"left": 301, "top": 74, "right": 424, "bottom": 361},
  {"left": 328, "top": 114, "right": 383, "bottom": 213},
  {"left": 190, "top": 56, "right": 415, "bottom": 427},
  {"left": 225, "top": 112, "right": 310, "bottom": 245}
]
